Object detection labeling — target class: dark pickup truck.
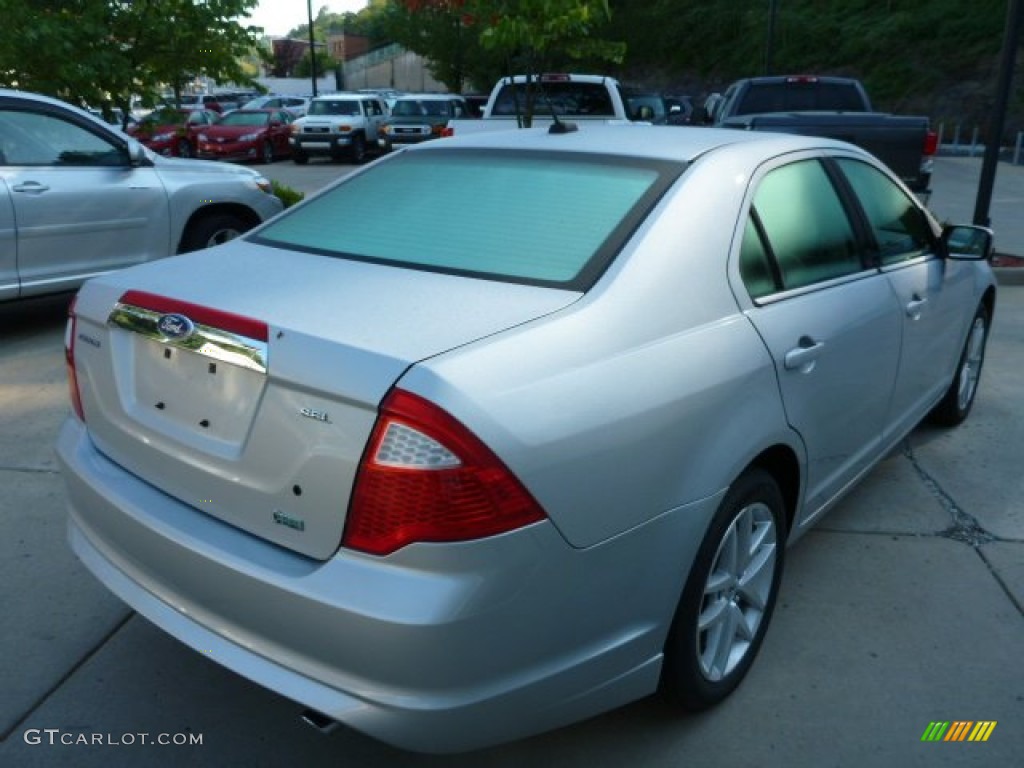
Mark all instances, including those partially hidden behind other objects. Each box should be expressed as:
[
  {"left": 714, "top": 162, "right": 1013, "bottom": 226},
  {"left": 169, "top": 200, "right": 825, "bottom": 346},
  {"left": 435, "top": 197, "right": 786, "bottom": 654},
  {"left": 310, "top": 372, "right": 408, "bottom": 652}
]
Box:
[{"left": 702, "top": 76, "right": 937, "bottom": 195}]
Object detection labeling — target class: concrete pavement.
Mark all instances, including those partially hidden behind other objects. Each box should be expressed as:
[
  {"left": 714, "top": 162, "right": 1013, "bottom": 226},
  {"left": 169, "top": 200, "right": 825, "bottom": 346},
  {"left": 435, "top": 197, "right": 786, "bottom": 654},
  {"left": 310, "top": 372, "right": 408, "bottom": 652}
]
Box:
[{"left": 0, "top": 159, "right": 1021, "bottom": 767}]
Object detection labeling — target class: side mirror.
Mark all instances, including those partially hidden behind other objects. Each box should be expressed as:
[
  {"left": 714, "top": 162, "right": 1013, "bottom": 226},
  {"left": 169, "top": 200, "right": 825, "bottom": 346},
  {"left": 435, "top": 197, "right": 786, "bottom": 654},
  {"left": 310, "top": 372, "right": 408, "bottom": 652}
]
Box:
[
  {"left": 942, "top": 224, "right": 994, "bottom": 261},
  {"left": 126, "top": 138, "right": 150, "bottom": 167}
]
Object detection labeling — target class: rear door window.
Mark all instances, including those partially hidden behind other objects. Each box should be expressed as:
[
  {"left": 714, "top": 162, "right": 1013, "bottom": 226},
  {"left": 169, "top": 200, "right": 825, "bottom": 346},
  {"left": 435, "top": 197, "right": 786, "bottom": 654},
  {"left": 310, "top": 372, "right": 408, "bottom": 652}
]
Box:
[{"left": 742, "top": 159, "right": 865, "bottom": 295}]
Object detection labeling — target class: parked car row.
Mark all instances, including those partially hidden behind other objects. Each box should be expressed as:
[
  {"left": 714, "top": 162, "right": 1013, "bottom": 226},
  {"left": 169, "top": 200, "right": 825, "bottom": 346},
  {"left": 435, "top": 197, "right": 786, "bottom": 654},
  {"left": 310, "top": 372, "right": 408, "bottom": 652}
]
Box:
[
  {"left": 129, "top": 91, "right": 477, "bottom": 165},
  {"left": 126, "top": 106, "right": 219, "bottom": 158}
]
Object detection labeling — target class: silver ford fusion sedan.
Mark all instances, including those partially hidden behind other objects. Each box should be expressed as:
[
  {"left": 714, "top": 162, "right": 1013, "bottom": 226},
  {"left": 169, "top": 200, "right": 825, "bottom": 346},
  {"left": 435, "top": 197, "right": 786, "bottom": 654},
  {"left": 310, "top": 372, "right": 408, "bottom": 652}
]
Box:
[{"left": 57, "top": 124, "right": 996, "bottom": 752}]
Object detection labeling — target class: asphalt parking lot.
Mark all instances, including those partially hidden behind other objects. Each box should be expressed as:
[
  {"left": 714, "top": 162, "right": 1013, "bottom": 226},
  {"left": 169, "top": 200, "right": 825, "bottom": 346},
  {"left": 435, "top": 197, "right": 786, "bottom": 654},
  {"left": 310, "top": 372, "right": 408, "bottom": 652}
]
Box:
[{"left": 0, "top": 156, "right": 1021, "bottom": 767}]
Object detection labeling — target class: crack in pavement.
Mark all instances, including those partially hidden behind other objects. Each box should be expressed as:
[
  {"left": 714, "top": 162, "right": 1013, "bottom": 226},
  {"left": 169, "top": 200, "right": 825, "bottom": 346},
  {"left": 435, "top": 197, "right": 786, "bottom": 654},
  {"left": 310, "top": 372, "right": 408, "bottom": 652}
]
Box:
[
  {"left": 901, "top": 439, "right": 1001, "bottom": 546},
  {"left": 0, "top": 466, "right": 61, "bottom": 475},
  {"left": 902, "top": 438, "right": 1024, "bottom": 618}
]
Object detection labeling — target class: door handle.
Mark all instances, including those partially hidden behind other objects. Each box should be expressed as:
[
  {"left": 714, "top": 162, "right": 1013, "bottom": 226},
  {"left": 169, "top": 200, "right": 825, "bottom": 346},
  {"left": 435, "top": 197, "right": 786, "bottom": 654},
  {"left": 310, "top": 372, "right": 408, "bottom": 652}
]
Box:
[
  {"left": 784, "top": 336, "right": 825, "bottom": 372},
  {"left": 905, "top": 295, "right": 928, "bottom": 320},
  {"left": 12, "top": 181, "right": 49, "bottom": 194}
]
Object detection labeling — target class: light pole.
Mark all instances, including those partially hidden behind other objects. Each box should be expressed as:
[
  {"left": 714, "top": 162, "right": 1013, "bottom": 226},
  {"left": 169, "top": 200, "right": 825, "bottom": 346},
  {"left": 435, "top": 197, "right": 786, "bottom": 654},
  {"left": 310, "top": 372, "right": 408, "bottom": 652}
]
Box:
[
  {"left": 307, "top": 0, "right": 318, "bottom": 97},
  {"left": 974, "top": 0, "right": 1022, "bottom": 227}
]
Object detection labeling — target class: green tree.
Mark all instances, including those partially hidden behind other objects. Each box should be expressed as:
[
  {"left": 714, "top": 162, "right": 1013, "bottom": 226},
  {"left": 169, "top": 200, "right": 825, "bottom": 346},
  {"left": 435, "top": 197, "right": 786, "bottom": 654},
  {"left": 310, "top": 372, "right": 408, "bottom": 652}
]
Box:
[
  {"left": 0, "top": 0, "right": 265, "bottom": 125},
  {"left": 294, "top": 49, "right": 341, "bottom": 79},
  {"left": 0, "top": 1, "right": 128, "bottom": 110},
  {"left": 132, "top": 0, "right": 267, "bottom": 111},
  {"left": 379, "top": 1, "right": 504, "bottom": 92},
  {"left": 467, "top": 0, "right": 625, "bottom": 125},
  {"left": 379, "top": 0, "right": 623, "bottom": 100}
]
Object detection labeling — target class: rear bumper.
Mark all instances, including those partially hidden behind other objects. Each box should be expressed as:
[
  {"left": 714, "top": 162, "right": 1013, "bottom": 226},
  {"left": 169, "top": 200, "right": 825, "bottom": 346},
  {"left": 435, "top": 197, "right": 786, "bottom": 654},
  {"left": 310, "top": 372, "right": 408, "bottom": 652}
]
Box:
[{"left": 56, "top": 417, "right": 716, "bottom": 752}]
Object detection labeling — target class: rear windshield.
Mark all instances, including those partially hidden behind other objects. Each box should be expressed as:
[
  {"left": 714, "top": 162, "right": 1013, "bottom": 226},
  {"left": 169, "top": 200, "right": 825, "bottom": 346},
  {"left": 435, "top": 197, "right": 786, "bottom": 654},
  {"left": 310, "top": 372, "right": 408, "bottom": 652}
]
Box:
[
  {"left": 309, "top": 100, "right": 359, "bottom": 116},
  {"left": 735, "top": 82, "right": 868, "bottom": 114},
  {"left": 141, "top": 107, "right": 185, "bottom": 125},
  {"left": 218, "top": 111, "right": 269, "bottom": 126},
  {"left": 251, "top": 149, "right": 682, "bottom": 290},
  {"left": 491, "top": 82, "right": 616, "bottom": 118}
]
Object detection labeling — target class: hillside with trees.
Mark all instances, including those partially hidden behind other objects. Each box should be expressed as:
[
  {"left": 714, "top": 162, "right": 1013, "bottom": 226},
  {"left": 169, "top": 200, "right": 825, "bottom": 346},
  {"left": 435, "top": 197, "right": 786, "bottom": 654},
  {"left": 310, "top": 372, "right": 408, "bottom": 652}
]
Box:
[
  {"left": 354, "top": 0, "right": 1022, "bottom": 140},
  {"left": 0, "top": 0, "right": 1017, "bottom": 141},
  {"left": 605, "top": 0, "right": 1020, "bottom": 138}
]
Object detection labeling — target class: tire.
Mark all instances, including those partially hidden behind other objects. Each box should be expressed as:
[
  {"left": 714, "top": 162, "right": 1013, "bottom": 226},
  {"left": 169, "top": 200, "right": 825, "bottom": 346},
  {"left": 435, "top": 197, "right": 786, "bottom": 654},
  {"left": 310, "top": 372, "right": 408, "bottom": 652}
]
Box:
[
  {"left": 928, "top": 304, "right": 990, "bottom": 426},
  {"left": 350, "top": 133, "right": 366, "bottom": 164},
  {"left": 662, "top": 468, "right": 785, "bottom": 711},
  {"left": 176, "top": 138, "right": 192, "bottom": 158},
  {"left": 260, "top": 139, "right": 274, "bottom": 164},
  {"left": 292, "top": 150, "right": 308, "bottom": 165},
  {"left": 179, "top": 213, "right": 250, "bottom": 253}
]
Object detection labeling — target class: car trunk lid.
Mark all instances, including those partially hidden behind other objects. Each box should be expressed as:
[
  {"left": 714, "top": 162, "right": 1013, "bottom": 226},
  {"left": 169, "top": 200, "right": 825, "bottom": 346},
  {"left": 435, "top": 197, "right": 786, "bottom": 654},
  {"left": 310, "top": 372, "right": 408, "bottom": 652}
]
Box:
[{"left": 72, "top": 242, "right": 578, "bottom": 559}]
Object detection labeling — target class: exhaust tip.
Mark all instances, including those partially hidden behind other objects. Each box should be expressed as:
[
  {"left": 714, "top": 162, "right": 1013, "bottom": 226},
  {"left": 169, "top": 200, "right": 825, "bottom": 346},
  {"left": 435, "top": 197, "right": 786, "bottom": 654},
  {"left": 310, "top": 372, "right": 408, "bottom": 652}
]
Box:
[{"left": 301, "top": 708, "right": 340, "bottom": 734}]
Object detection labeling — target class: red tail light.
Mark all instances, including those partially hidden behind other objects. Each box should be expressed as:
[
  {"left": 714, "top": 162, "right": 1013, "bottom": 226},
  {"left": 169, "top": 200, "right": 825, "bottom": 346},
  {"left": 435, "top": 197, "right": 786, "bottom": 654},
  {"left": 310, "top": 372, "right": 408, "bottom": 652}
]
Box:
[
  {"left": 64, "top": 295, "right": 85, "bottom": 421},
  {"left": 923, "top": 129, "right": 939, "bottom": 156},
  {"left": 344, "top": 389, "right": 547, "bottom": 556},
  {"left": 441, "top": 126, "right": 454, "bottom": 138}
]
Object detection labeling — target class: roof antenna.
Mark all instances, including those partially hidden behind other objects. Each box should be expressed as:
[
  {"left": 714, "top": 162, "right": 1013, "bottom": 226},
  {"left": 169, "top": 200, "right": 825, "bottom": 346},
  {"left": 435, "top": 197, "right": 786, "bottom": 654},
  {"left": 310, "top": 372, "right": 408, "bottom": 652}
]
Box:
[{"left": 537, "top": 86, "right": 577, "bottom": 134}]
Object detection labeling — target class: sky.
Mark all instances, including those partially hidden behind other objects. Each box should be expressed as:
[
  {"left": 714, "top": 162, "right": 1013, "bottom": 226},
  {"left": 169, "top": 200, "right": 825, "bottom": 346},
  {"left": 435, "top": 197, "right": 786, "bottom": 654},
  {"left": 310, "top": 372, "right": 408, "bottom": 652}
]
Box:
[{"left": 243, "top": 0, "right": 369, "bottom": 37}]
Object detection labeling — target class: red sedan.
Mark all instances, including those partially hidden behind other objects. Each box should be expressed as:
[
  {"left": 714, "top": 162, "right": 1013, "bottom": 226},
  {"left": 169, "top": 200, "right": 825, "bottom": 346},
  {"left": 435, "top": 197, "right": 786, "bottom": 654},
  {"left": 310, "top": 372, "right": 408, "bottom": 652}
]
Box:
[
  {"left": 195, "top": 109, "right": 294, "bottom": 164},
  {"left": 128, "top": 107, "right": 218, "bottom": 158}
]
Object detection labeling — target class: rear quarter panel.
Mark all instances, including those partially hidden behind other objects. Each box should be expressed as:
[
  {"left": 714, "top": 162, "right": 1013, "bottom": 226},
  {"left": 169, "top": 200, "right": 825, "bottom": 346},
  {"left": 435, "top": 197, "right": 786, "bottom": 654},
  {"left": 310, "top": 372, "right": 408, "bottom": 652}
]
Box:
[{"left": 401, "top": 149, "right": 802, "bottom": 548}]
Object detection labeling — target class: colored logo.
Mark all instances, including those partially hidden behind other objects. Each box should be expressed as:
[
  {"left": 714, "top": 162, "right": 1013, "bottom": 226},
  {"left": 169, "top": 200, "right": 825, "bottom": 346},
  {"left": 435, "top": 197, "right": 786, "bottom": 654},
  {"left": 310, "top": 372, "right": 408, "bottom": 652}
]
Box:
[
  {"left": 156, "top": 313, "right": 195, "bottom": 341},
  {"left": 921, "top": 721, "right": 997, "bottom": 742}
]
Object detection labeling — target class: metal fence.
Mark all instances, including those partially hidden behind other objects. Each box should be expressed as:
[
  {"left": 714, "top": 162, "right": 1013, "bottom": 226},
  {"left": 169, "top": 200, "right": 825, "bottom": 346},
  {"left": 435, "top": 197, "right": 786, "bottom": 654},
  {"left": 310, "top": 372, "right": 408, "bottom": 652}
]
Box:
[{"left": 938, "top": 123, "right": 1024, "bottom": 165}]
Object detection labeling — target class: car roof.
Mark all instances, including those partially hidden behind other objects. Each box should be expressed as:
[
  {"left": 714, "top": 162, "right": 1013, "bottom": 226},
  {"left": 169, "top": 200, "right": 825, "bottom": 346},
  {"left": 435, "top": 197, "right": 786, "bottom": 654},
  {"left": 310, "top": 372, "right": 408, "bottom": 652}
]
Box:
[
  {"left": 737, "top": 75, "right": 857, "bottom": 85},
  {"left": 0, "top": 88, "right": 126, "bottom": 131},
  {"left": 312, "top": 92, "right": 381, "bottom": 101},
  {"left": 412, "top": 123, "right": 858, "bottom": 164},
  {"left": 396, "top": 93, "right": 465, "bottom": 101},
  {"left": 1, "top": 88, "right": 79, "bottom": 109}
]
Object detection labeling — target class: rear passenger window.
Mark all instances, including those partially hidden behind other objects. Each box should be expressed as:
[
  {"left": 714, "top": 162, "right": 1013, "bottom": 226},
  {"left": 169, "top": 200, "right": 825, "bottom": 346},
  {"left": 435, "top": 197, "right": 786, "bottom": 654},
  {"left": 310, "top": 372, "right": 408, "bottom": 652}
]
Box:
[
  {"left": 752, "top": 160, "right": 863, "bottom": 291},
  {"left": 491, "top": 82, "right": 615, "bottom": 117},
  {"left": 739, "top": 216, "right": 777, "bottom": 299},
  {"left": 836, "top": 158, "right": 933, "bottom": 266}
]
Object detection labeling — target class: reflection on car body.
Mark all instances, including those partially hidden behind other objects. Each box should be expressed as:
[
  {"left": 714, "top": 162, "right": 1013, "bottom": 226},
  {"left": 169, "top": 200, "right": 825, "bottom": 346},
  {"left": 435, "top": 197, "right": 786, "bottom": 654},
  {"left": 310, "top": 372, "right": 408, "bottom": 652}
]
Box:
[{"left": 57, "top": 124, "right": 996, "bottom": 752}]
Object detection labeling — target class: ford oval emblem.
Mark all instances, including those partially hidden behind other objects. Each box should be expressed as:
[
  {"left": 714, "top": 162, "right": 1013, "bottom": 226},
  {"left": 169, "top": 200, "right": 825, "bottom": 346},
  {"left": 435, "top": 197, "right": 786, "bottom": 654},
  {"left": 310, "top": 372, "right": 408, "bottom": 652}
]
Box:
[{"left": 157, "top": 313, "right": 195, "bottom": 340}]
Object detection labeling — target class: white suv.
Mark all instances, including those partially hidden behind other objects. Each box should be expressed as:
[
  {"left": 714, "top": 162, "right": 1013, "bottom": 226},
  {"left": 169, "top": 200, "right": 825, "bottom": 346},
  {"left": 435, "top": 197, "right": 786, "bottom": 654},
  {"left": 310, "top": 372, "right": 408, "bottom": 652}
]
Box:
[{"left": 289, "top": 93, "right": 388, "bottom": 164}]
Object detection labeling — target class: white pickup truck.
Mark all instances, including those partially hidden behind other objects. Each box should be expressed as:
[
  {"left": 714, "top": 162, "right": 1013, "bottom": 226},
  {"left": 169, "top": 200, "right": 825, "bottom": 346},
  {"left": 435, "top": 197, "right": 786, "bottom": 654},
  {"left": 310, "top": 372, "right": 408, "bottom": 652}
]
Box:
[{"left": 444, "top": 73, "right": 634, "bottom": 136}]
